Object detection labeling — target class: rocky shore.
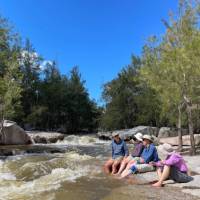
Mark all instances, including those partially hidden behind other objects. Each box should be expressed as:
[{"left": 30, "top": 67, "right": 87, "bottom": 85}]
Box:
[
  {"left": 27, "top": 131, "right": 65, "bottom": 144},
  {"left": 97, "top": 126, "right": 200, "bottom": 146},
  {"left": 0, "top": 120, "right": 65, "bottom": 145},
  {"left": 131, "top": 154, "right": 200, "bottom": 198},
  {"left": 97, "top": 126, "right": 190, "bottom": 140}
]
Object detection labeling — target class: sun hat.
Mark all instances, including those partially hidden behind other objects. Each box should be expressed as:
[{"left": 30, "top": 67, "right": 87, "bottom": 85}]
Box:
[
  {"left": 142, "top": 134, "right": 153, "bottom": 142},
  {"left": 158, "top": 143, "right": 175, "bottom": 155},
  {"left": 112, "top": 132, "right": 119, "bottom": 137},
  {"left": 134, "top": 132, "right": 143, "bottom": 142}
]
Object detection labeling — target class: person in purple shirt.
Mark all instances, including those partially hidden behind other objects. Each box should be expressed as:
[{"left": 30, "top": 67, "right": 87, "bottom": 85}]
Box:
[
  {"left": 117, "top": 132, "right": 144, "bottom": 175},
  {"left": 104, "top": 132, "right": 129, "bottom": 174},
  {"left": 151, "top": 143, "right": 193, "bottom": 187}
]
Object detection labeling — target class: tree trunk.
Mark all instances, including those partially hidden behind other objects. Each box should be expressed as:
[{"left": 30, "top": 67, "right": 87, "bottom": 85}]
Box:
[
  {"left": 186, "top": 105, "right": 196, "bottom": 155},
  {"left": 0, "top": 102, "right": 5, "bottom": 144},
  {"left": 177, "top": 105, "right": 183, "bottom": 151}
]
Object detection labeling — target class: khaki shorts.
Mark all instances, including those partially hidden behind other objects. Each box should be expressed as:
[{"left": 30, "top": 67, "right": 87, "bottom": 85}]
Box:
[
  {"left": 129, "top": 163, "right": 155, "bottom": 173},
  {"left": 112, "top": 156, "right": 123, "bottom": 161},
  {"left": 135, "top": 164, "right": 155, "bottom": 173},
  {"left": 130, "top": 157, "right": 141, "bottom": 164},
  {"left": 125, "top": 155, "right": 135, "bottom": 162}
]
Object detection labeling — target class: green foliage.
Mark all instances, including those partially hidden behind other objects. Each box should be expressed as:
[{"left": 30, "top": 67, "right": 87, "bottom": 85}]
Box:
[
  {"left": 2, "top": 0, "right": 200, "bottom": 136},
  {"left": 20, "top": 38, "right": 43, "bottom": 119},
  {"left": 0, "top": 15, "right": 22, "bottom": 120},
  {"left": 0, "top": 15, "right": 101, "bottom": 133},
  {"left": 101, "top": 0, "right": 200, "bottom": 133},
  {"left": 101, "top": 56, "right": 161, "bottom": 130},
  {"left": 24, "top": 62, "right": 101, "bottom": 133},
  {"left": 141, "top": 0, "right": 200, "bottom": 129}
]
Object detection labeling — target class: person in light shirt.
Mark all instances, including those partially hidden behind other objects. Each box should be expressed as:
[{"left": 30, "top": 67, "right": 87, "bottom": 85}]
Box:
[
  {"left": 151, "top": 143, "right": 193, "bottom": 187},
  {"left": 104, "top": 132, "right": 129, "bottom": 175}
]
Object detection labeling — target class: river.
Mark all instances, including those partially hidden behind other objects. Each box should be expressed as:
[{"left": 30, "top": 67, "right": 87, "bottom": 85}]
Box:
[{"left": 0, "top": 135, "right": 198, "bottom": 200}]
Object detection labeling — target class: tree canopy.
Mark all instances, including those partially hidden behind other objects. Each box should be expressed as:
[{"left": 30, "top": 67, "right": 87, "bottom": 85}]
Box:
[{"left": 0, "top": 15, "right": 101, "bottom": 134}]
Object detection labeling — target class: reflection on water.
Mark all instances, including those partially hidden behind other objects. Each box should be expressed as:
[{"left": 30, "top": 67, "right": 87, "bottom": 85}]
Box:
[{"left": 0, "top": 135, "right": 197, "bottom": 200}]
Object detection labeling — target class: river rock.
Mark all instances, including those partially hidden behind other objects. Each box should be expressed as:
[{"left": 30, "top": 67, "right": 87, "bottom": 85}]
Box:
[
  {"left": 97, "top": 126, "right": 159, "bottom": 141},
  {"left": 122, "top": 126, "right": 159, "bottom": 139},
  {"left": 28, "top": 131, "right": 65, "bottom": 143},
  {"left": 0, "top": 120, "right": 33, "bottom": 145},
  {"left": 158, "top": 127, "right": 188, "bottom": 138},
  {"left": 97, "top": 130, "right": 127, "bottom": 140},
  {"left": 159, "top": 134, "right": 200, "bottom": 146}
]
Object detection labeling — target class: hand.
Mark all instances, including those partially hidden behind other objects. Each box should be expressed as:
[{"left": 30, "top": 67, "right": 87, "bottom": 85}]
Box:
[
  {"left": 160, "top": 160, "right": 165, "bottom": 165},
  {"left": 140, "top": 158, "right": 144, "bottom": 164},
  {"left": 149, "top": 161, "right": 156, "bottom": 166}
]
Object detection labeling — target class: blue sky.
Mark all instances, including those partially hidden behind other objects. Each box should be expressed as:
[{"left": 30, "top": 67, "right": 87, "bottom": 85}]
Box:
[{"left": 0, "top": 0, "right": 178, "bottom": 104}]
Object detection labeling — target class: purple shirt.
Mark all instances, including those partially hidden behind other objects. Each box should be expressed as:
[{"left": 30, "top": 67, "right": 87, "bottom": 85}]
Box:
[
  {"left": 155, "top": 153, "right": 188, "bottom": 172},
  {"left": 132, "top": 142, "right": 144, "bottom": 157}
]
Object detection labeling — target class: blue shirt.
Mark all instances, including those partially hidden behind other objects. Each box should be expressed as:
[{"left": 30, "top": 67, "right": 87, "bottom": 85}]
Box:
[
  {"left": 141, "top": 143, "right": 159, "bottom": 163},
  {"left": 111, "top": 139, "right": 129, "bottom": 159}
]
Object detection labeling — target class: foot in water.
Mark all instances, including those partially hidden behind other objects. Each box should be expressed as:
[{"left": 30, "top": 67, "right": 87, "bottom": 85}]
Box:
[
  {"left": 148, "top": 180, "right": 159, "bottom": 185},
  {"left": 113, "top": 173, "right": 120, "bottom": 177},
  {"left": 126, "top": 178, "right": 139, "bottom": 185},
  {"left": 152, "top": 181, "right": 164, "bottom": 187}
]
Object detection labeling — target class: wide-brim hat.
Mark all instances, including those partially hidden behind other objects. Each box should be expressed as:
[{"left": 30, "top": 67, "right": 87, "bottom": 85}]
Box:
[
  {"left": 142, "top": 134, "right": 153, "bottom": 142},
  {"left": 112, "top": 132, "right": 119, "bottom": 137},
  {"left": 134, "top": 132, "right": 143, "bottom": 142},
  {"left": 158, "top": 143, "right": 175, "bottom": 155}
]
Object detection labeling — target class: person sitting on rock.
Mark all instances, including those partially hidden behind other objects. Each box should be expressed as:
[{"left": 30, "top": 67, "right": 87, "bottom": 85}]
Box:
[
  {"left": 117, "top": 132, "right": 144, "bottom": 175},
  {"left": 120, "top": 135, "right": 159, "bottom": 178},
  {"left": 151, "top": 143, "right": 193, "bottom": 187},
  {"left": 104, "top": 132, "right": 129, "bottom": 175}
]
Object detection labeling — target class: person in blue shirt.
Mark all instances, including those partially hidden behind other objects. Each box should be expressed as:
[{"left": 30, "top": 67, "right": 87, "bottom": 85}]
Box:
[
  {"left": 120, "top": 134, "right": 159, "bottom": 178},
  {"left": 104, "top": 132, "right": 129, "bottom": 174}
]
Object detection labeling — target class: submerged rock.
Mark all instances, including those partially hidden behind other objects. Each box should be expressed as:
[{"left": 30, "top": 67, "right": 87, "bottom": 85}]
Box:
[
  {"left": 0, "top": 120, "right": 33, "bottom": 145},
  {"left": 28, "top": 131, "right": 65, "bottom": 144}
]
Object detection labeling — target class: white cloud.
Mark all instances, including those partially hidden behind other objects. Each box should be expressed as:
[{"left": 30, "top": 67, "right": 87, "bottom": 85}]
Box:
[{"left": 39, "top": 60, "right": 53, "bottom": 70}]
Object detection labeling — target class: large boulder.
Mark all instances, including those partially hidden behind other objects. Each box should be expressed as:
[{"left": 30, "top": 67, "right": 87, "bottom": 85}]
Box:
[
  {"left": 122, "top": 126, "right": 159, "bottom": 140},
  {"left": 97, "top": 126, "right": 159, "bottom": 141},
  {"left": 0, "top": 120, "right": 33, "bottom": 145},
  {"left": 28, "top": 131, "right": 65, "bottom": 143},
  {"left": 97, "top": 130, "right": 126, "bottom": 140},
  {"left": 158, "top": 127, "right": 188, "bottom": 138},
  {"left": 159, "top": 134, "right": 200, "bottom": 146}
]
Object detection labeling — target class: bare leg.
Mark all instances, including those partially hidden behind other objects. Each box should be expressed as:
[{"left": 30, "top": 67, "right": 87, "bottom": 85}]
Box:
[
  {"left": 112, "top": 160, "right": 121, "bottom": 174},
  {"left": 124, "top": 160, "right": 136, "bottom": 171},
  {"left": 152, "top": 165, "right": 171, "bottom": 187},
  {"left": 120, "top": 168, "right": 132, "bottom": 178},
  {"left": 117, "top": 157, "right": 130, "bottom": 174},
  {"left": 104, "top": 159, "right": 114, "bottom": 174},
  {"left": 157, "top": 168, "right": 162, "bottom": 179}
]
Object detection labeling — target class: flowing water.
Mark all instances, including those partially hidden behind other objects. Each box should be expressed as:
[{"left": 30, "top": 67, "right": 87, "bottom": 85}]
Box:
[{"left": 0, "top": 135, "right": 198, "bottom": 200}]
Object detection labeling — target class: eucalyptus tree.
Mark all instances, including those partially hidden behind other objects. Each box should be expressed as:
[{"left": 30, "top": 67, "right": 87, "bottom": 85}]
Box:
[{"left": 141, "top": 0, "right": 200, "bottom": 154}]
